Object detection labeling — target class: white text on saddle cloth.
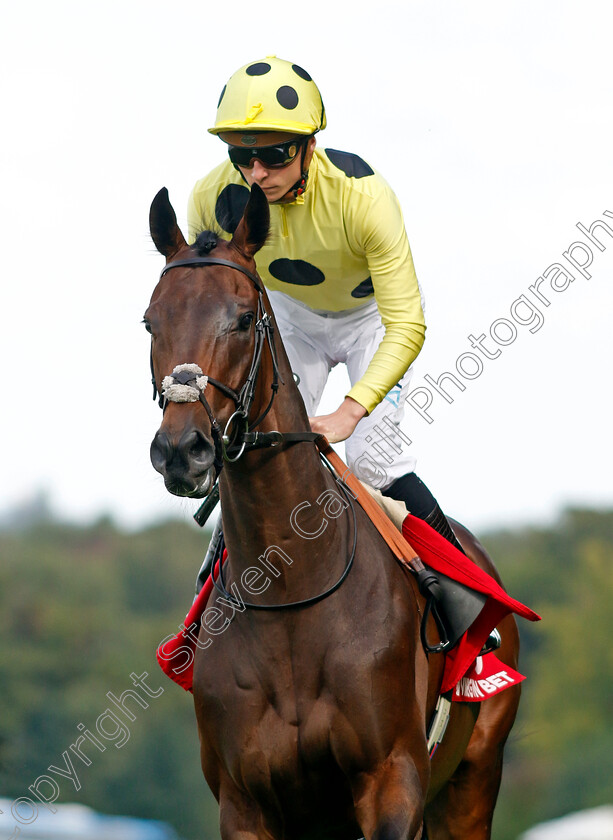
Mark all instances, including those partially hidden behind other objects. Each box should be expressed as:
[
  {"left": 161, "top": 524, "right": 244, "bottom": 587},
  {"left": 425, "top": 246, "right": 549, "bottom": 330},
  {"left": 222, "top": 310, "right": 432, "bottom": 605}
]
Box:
[{"left": 452, "top": 653, "right": 526, "bottom": 702}]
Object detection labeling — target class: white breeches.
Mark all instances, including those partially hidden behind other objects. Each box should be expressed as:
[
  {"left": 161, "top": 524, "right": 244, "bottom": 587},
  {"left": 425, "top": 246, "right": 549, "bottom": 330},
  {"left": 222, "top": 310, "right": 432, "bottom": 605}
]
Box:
[{"left": 267, "top": 290, "right": 417, "bottom": 490}]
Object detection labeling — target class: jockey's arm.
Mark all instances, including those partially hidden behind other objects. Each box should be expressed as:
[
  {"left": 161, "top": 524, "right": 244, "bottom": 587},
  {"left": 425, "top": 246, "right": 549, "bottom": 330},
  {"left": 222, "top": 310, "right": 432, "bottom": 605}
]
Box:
[{"left": 309, "top": 182, "right": 426, "bottom": 441}]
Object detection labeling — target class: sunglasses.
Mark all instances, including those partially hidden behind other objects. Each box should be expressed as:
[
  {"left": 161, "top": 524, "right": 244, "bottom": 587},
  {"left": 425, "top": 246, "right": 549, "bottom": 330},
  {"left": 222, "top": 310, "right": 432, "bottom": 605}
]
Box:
[{"left": 228, "top": 138, "right": 305, "bottom": 169}]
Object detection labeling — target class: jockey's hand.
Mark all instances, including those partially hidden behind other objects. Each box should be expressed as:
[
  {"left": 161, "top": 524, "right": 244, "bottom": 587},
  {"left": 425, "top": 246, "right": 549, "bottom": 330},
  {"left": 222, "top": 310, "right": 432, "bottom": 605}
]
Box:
[{"left": 309, "top": 397, "right": 367, "bottom": 443}]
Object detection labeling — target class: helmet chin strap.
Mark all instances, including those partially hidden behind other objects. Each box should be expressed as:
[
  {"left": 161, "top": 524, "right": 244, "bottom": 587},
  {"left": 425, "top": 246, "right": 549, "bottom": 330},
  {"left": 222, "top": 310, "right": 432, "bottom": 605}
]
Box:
[
  {"left": 284, "top": 169, "right": 308, "bottom": 201},
  {"left": 286, "top": 139, "right": 310, "bottom": 200}
]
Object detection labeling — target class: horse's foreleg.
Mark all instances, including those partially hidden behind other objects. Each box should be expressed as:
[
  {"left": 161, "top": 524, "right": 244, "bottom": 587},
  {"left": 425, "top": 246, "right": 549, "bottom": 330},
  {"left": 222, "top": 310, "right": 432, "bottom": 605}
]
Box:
[
  {"left": 217, "top": 779, "right": 277, "bottom": 840},
  {"left": 352, "top": 754, "right": 429, "bottom": 840}
]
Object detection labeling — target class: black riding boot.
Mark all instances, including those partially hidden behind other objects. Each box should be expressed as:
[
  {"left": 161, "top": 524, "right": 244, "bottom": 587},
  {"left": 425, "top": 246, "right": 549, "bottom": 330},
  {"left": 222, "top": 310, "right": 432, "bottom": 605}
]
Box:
[{"left": 383, "top": 473, "right": 493, "bottom": 650}]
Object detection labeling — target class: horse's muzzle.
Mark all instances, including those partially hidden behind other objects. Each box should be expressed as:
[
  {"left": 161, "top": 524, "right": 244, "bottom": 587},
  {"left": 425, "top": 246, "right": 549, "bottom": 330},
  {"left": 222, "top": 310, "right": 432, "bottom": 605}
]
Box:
[{"left": 150, "top": 427, "right": 216, "bottom": 498}]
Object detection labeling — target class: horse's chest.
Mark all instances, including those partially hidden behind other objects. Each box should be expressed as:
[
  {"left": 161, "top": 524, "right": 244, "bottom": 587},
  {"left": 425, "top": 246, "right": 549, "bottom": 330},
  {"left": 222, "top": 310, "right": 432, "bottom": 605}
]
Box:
[
  {"left": 240, "top": 699, "right": 349, "bottom": 810},
  {"left": 195, "top": 649, "right": 352, "bottom": 785},
  {"left": 194, "top": 589, "right": 417, "bottom": 794}
]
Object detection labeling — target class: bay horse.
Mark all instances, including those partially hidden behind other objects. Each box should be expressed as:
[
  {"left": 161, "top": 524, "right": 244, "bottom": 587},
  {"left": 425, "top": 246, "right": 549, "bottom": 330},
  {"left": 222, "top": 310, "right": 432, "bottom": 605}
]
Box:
[{"left": 146, "top": 184, "right": 521, "bottom": 840}]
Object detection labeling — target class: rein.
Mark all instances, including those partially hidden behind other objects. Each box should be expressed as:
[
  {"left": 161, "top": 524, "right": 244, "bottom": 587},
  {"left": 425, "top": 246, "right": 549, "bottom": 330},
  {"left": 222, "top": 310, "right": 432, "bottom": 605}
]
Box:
[{"left": 211, "top": 452, "right": 358, "bottom": 611}]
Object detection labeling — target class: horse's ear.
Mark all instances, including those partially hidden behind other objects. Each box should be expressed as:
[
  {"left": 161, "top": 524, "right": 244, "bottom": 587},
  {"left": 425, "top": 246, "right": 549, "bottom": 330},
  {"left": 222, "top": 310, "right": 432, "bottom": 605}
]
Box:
[
  {"left": 231, "top": 184, "right": 270, "bottom": 259},
  {"left": 150, "top": 187, "right": 187, "bottom": 258}
]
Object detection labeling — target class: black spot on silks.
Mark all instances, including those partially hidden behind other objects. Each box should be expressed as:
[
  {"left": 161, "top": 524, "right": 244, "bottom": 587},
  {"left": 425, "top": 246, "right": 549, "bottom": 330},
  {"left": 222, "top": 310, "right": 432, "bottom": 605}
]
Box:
[
  {"left": 351, "top": 277, "right": 374, "bottom": 298},
  {"left": 269, "top": 258, "right": 325, "bottom": 286},
  {"left": 215, "top": 184, "right": 250, "bottom": 234},
  {"left": 325, "top": 149, "right": 374, "bottom": 178}
]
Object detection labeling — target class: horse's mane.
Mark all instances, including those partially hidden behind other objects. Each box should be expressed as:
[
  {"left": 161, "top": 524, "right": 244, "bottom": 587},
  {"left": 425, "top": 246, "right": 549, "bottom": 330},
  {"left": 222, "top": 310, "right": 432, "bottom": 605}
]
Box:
[{"left": 193, "top": 229, "right": 220, "bottom": 256}]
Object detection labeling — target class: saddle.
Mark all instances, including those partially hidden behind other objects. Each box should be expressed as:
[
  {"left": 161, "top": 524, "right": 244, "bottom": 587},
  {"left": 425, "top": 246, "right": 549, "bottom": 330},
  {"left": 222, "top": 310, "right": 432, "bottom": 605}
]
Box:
[{"left": 316, "top": 442, "right": 539, "bottom": 694}]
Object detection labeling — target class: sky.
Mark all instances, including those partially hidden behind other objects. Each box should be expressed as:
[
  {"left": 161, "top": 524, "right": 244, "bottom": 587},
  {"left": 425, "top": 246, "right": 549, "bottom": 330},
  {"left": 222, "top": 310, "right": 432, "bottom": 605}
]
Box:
[{"left": 1, "top": 0, "right": 612, "bottom": 534}]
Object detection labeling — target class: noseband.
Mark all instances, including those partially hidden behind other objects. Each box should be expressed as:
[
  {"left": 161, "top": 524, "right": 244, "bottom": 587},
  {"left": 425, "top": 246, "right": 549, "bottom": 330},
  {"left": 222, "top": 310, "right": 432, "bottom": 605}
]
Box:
[{"left": 149, "top": 255, "right": 318, "bottom": 475}]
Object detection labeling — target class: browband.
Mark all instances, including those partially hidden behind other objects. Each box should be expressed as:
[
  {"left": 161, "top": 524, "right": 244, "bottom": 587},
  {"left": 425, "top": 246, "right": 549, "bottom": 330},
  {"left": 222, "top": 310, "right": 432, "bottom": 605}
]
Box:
[{"left": 160, "top": 256, "right": 262, "bottom": 290}]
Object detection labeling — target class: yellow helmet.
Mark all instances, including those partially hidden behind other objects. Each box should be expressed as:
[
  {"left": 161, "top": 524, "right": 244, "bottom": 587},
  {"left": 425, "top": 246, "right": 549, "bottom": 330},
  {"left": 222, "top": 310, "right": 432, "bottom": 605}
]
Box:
[{"left": 209, "top": 56, "right": 326, "bottom": 136}]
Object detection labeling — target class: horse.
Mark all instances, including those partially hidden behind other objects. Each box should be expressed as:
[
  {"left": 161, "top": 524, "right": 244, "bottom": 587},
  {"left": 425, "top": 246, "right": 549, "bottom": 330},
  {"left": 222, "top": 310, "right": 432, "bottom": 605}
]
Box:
[{"left": 146, "top": 183, "right": 522, "bottom": 840}]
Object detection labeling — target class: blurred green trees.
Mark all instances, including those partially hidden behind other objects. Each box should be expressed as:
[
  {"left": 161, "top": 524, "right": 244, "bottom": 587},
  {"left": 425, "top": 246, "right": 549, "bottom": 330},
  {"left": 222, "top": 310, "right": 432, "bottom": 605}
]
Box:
[
  {"left": 0, "top": 516, "right": 218, "bottom": 840},
  {"left": 486, "top": 509, "right": 613, "bottom": 838},
  {"left": 0, "top": 508, "right": 611, "bottom": 839}
]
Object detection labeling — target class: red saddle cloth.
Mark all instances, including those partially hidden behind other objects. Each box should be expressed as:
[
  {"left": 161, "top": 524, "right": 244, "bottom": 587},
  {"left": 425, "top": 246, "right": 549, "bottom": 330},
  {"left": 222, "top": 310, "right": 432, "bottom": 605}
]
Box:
[
  {"left": 157, "top": 514, "right": 540, "bottom": 696},
  {"left": 401, "top": 515, "right": 540, "bottom": 693}
]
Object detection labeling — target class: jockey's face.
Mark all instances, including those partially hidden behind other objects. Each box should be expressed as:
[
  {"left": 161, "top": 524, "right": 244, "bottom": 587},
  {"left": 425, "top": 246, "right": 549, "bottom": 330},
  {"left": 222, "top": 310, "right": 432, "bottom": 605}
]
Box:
[{"left": 222, "top": 132, "right": 316, "bottom": 204}]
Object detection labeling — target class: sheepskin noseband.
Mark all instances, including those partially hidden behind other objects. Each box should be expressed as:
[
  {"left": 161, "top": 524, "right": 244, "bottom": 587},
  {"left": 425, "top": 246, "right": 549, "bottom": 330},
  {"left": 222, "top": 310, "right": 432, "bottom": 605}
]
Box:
[{"left": 161, "top": 363, "right": 209, "bottom": 403}]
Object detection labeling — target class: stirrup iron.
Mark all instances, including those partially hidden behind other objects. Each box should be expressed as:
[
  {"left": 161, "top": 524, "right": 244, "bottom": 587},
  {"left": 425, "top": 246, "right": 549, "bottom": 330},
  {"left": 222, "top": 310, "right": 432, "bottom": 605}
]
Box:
[{"left": 480, "top": 628, "right": 502, "bottom": 656}]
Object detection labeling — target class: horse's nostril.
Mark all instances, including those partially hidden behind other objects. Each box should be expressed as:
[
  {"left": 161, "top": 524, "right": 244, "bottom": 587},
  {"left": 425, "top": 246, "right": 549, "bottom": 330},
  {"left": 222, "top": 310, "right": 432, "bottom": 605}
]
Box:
[
  {"left": 183, "top": 429, "right": 211, "bottom": 465},
  {"left": 190, "top": 439, "right": 204, "bottom": 457},
  {"left": 150, "top": 431, "right": 173, "bottom": 472},
  {"left": 150, "top": 427, "right": 214, "bottom": 488}
]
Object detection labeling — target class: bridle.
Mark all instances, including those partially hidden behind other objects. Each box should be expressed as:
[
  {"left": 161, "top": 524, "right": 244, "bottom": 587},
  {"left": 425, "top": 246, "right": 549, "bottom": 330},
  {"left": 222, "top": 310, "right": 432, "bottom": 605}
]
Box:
[
  {"left": 149, "top": 252, "right": 357, "bottom": 611},
  {"left": 150, "top": 254, "right": 319, "bottom": 473}
]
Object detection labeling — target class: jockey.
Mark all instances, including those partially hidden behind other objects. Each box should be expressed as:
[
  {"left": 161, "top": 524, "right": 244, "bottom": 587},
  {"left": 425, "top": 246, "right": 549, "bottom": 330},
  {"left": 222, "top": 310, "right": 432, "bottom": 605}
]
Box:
[{"left": 188, "top": 56, "right": 492, "bottom": 649}]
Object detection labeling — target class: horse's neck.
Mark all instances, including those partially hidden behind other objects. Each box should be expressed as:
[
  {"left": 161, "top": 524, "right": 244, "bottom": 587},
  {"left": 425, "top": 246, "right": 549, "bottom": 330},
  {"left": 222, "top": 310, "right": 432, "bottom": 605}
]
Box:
[
  {"left": 219, "top": 337, "right": 351, "bottom": 588},
  {"left": 219, "top": 420, "right": 347, "bottom": 597},
  {"left": 221, "top": 439, "right": 332, "bottom": 547}
]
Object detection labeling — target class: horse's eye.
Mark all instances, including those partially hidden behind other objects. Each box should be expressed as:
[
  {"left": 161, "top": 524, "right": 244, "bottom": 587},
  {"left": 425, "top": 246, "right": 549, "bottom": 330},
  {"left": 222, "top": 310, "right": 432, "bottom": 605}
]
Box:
[
  {"left": 142, "top": 319, "right": 152, "bottom": 334},
  {"left": 238, "top": 312, "right": 255, "bottom": 331}
]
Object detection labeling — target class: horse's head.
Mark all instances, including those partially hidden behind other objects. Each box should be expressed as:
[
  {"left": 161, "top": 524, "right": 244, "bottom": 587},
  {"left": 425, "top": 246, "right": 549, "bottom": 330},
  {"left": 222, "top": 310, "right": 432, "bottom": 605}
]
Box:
[{"left": 146, "top": 184, "right": 273, "bottom": 498}]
